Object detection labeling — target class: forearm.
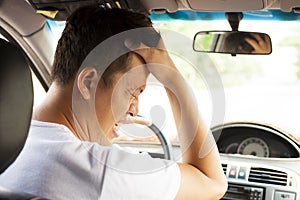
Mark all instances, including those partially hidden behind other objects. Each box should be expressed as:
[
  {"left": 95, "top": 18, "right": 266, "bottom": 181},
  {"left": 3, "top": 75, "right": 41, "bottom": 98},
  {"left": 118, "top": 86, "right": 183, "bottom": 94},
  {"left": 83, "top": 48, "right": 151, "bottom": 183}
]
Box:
[
  {"left": 164, "top": 75, "right": 225, "bottom": 182},
  {"left": 125, "top": 36, "right": 227, "bottom": 198}
]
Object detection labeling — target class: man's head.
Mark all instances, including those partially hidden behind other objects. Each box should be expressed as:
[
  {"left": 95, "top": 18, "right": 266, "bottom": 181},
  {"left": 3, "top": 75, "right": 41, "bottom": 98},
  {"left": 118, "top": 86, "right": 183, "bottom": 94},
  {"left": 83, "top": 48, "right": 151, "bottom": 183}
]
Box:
[
  {"left": 51, "top": 6, "right": 152, "bottom": 87},
  {"left": 51, "top": 6, "right": 155, "bottom": 144}
]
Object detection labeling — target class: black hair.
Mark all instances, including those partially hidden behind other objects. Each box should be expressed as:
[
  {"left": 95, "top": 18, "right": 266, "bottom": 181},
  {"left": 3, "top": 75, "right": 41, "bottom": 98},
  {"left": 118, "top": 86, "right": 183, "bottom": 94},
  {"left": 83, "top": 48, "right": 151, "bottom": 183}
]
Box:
[{"left": 51, "top": 6, "right": 152, "bottom": 87}]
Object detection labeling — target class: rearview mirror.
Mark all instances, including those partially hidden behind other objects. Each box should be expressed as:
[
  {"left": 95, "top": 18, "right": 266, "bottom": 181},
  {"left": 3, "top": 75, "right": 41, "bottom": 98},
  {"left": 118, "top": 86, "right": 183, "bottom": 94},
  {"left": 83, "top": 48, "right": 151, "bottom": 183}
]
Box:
[{"left": 193, "top": 31, "right": 272, "bottom": 55}]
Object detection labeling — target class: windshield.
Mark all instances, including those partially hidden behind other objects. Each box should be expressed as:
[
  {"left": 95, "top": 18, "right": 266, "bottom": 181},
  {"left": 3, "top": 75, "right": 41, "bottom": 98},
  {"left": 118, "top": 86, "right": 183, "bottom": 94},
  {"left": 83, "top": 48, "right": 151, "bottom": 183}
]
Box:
[{"left": 47, "top": 18, "right": 300, "bottom": 144}]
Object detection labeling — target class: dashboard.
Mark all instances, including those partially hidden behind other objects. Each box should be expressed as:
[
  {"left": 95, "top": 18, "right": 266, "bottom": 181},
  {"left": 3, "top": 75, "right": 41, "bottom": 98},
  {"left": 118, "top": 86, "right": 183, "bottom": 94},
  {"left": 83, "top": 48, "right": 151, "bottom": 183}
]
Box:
[
  {"left": 118, "top": 122, "right": 300, "bottom": 200},
  {"left": 212, "top": 123, "right": 300, "bottom": 158},
  {"left": 211, "top": 122, "right": 300, "bottom": 200}
]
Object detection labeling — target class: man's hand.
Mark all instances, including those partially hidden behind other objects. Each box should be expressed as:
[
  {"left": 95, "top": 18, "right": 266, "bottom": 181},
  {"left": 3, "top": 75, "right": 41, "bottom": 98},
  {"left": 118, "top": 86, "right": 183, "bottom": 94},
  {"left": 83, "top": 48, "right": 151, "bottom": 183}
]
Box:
[
  {"left": 124, "top": 38, "right": 183, "bottom": 87},
  {"left": 245, "top": 33, "right": 271, "bottom": 53},
  {"left": 118, "top": 114, "right": 152, "bottom": 126}
]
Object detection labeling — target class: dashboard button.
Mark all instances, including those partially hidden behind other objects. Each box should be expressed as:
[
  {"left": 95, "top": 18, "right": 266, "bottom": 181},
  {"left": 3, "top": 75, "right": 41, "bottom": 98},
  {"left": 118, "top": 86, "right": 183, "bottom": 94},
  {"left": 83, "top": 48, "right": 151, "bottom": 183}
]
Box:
[
  {"left": 238, "top": 167, "right": 247, "bottom": 179},
  {"left": 274, "top": 191, "right": 296, "bottom": 200},
  {"left": 229, "top": 166, "right": 237, "bottom": 178}
]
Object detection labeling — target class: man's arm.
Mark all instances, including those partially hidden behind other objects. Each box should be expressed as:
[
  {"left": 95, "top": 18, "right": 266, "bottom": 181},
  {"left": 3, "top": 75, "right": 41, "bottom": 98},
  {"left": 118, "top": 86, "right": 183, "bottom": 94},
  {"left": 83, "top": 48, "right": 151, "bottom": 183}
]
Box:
[{"left": 126, "top": 39, "right": 228, "bottom": 199}]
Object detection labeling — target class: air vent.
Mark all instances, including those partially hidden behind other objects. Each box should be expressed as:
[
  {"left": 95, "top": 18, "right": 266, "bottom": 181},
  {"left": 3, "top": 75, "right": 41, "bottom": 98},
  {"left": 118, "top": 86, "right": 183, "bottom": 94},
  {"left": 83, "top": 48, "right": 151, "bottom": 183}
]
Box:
[
  {"left": 222, "top": 164, "right": 227, "bottom": 175},
  {"left": 249, "top": 167, "right": 287, "bottom": 186}
]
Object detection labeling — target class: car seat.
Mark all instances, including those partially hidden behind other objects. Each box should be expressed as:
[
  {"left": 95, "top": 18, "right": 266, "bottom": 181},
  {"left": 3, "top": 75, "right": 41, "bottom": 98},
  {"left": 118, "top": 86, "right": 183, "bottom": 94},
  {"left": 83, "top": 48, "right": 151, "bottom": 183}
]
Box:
[{"left": 0, "top": 38, "right": 46, "bottom": 199}]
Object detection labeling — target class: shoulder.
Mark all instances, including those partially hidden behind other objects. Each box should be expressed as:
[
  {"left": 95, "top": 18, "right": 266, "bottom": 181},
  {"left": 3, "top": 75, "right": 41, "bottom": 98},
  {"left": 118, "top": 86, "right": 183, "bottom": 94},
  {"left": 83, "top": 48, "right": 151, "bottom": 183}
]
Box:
[{"left": 28, "top": 121, "right": 181, "bottom": 199}]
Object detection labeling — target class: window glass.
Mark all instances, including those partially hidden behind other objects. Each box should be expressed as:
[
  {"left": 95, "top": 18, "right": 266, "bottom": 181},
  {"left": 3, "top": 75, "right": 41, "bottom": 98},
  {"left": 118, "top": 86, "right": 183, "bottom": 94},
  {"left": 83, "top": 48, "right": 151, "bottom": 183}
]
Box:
[
  {"left": 152, "top": 20, "right": 300, "bottom": 142},
  {"left": 32, "top": 72, "right": 46, "bottom": 108},
  {"left": 46, "top": 19, "right": 300, "bottom": 145}
]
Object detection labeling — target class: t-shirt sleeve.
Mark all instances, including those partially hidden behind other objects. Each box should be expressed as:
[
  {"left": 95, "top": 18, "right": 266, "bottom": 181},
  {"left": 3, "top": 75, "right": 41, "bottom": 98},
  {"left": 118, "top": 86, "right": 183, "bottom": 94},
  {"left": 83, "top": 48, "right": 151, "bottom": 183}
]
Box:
[{"left": 99, "top": 145, "right": 181, "bottom": 200}]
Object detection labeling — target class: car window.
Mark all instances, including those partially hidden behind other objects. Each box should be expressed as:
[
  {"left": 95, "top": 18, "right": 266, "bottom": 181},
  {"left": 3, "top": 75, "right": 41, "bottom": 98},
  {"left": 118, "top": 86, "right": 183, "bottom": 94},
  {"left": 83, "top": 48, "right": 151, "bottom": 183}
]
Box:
[
  {"left": 32, "top": 72, "right": 46, "bottom": 108},
  {"left": 47, "top": 19, "right": 300, "bottom": 145},
  {"left": 152, "top": 20, "right": 300, "bottom": 142}
]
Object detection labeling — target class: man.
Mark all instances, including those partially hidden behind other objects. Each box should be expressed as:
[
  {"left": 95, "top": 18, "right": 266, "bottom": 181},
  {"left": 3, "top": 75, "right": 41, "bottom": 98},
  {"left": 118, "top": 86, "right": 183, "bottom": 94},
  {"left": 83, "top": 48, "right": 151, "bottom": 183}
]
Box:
[{"left": 0, "top": 6, "right": 227, "bottom": 199}]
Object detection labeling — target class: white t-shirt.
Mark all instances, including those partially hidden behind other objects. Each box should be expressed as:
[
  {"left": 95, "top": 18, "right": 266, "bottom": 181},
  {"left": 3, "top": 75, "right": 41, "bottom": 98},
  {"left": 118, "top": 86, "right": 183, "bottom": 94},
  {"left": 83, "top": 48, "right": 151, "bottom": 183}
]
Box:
[{"left": 0, "top": 120, "right": 181, "bottom": 200}]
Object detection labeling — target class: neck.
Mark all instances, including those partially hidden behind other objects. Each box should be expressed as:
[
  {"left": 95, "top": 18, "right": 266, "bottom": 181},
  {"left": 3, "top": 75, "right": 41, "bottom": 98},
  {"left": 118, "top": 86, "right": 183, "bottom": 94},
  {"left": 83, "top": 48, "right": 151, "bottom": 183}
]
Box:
[
  {"left": 33, "top": 82, "right": 104, "bottom": 143},
  {"left": 33, "top": 82, "right": 111, "bottom": 145},
  {"left": 33, "top": 82, "right": 76, "bottom": 132}
]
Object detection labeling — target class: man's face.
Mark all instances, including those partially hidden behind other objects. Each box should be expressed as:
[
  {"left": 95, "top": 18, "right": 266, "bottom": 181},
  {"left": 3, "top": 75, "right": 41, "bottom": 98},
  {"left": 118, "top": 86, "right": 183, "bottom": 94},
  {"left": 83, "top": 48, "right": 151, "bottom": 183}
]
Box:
[{"left": 95, "top": 54, "right": 149, "bottom": 142}]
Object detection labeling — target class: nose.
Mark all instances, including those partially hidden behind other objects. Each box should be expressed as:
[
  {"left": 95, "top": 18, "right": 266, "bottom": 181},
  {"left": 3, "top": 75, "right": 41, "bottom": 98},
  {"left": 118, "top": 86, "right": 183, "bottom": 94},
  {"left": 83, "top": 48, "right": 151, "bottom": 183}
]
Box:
[{"left": 128, "top": 100, "right": 139, "bottom": 117}]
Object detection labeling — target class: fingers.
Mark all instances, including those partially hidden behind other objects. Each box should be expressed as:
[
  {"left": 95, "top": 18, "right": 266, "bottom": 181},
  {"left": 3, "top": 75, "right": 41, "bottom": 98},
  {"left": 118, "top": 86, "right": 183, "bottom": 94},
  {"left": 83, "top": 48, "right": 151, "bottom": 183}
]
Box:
[
  {"left": 244, "top": 37, "right": 258, "bottom": 49},
  {"left": 124, "top": 27, "right": 163, "bottom": 50},
  {"left": 251, "top": 33, "right": 263, "bottom": 43},
  {"left": 251, "top": 33, "right": 268, "bottom": 44},
  {"left": 124, "top": 39, "right": 150, "bottom": 59},
  {"left": 124, "top": 35, "right": 182, "bottom": 88},
  {"left": 119, "top": 114, "right": 152, "bottom": 126},
  {"left": 124, "top": 39, "right": 144, "bottom": 50},
  {"left": 245, "top": 37, "right": 269, "bottom": 53},
  {"left": 124, "top": 31, "right": 167, "bottom": 58},
  {"left": 124, "top": 38, "right": 166, "bottom": 50},
  {"left": 131, "top": 115, "right": 152, "bottom": 126}
]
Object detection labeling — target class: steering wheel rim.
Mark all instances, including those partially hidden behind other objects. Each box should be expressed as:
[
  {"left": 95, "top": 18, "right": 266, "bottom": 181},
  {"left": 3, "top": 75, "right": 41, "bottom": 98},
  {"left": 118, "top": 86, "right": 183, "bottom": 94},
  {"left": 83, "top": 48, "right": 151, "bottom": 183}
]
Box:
[{"left": 147, "top": 123, "right": 173, "bottom": 160}]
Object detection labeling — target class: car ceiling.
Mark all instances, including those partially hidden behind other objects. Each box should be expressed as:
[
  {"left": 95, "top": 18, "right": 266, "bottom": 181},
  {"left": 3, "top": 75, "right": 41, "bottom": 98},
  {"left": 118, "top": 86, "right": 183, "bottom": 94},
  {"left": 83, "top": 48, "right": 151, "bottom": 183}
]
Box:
[
  {"left": 23, "top": 0, "right": 300, "bottom": 21},
  {"left": 1, "top": 0, "right": 300, "bottom": 37},
  {"left": 0, "top": 1, "right": 45, "bottom": 36}
]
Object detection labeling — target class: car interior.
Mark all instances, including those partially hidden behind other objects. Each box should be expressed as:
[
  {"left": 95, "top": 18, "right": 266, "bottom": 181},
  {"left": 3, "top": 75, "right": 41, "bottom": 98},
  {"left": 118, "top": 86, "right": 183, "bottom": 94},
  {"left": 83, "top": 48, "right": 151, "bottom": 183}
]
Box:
[
  {"left": 1, "top": 0, "right": 300, "bottom": 199},
  {"left": 0, "top": 39, "right": 37, "bottom": 199}
]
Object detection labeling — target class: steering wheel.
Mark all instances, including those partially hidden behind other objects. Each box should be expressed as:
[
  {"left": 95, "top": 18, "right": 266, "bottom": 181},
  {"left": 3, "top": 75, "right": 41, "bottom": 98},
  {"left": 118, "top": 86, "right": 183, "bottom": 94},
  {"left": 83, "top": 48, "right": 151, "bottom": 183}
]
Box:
[{"left": 147, "top": 123, "right": 173, "bottom": 160}]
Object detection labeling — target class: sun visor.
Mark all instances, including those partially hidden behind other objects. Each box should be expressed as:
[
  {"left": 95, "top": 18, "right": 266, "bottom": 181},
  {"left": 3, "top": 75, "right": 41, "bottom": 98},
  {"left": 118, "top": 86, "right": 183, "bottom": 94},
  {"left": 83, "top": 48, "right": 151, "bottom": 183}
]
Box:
[
  {"left": 28, "top": 0, "right": 149, "bottom": 21},
  {"left": 186, "top": 0, "right": 265, "bottom": 12}
]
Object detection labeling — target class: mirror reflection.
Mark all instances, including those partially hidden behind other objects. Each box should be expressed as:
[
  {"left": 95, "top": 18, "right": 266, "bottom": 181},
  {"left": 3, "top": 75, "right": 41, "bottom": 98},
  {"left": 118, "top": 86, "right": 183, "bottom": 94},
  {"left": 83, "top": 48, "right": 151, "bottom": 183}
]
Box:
[{"left": 193, "top": 31, "right": 272, "bottom": 55}]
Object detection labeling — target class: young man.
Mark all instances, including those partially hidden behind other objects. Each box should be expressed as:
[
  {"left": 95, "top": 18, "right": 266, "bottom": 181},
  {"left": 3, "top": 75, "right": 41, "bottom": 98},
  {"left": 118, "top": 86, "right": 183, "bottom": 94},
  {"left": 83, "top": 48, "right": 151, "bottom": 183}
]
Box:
[{"left": 0, "top": 6, "right": 227, "bottom": 199}]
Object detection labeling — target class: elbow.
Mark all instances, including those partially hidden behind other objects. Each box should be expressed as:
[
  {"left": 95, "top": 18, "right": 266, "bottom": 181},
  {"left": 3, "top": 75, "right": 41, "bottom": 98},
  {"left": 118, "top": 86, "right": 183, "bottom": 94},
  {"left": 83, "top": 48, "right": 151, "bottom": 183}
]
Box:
[{"left": 214, "top": 175, "right": 228, "bottom": 199}]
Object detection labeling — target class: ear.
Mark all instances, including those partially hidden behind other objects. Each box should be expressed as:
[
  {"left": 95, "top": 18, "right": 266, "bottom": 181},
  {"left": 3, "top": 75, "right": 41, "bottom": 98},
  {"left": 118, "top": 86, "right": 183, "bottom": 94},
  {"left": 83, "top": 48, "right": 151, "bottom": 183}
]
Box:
[{"left": 77, "top": 67, "right": 99, "bottom": 100}]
